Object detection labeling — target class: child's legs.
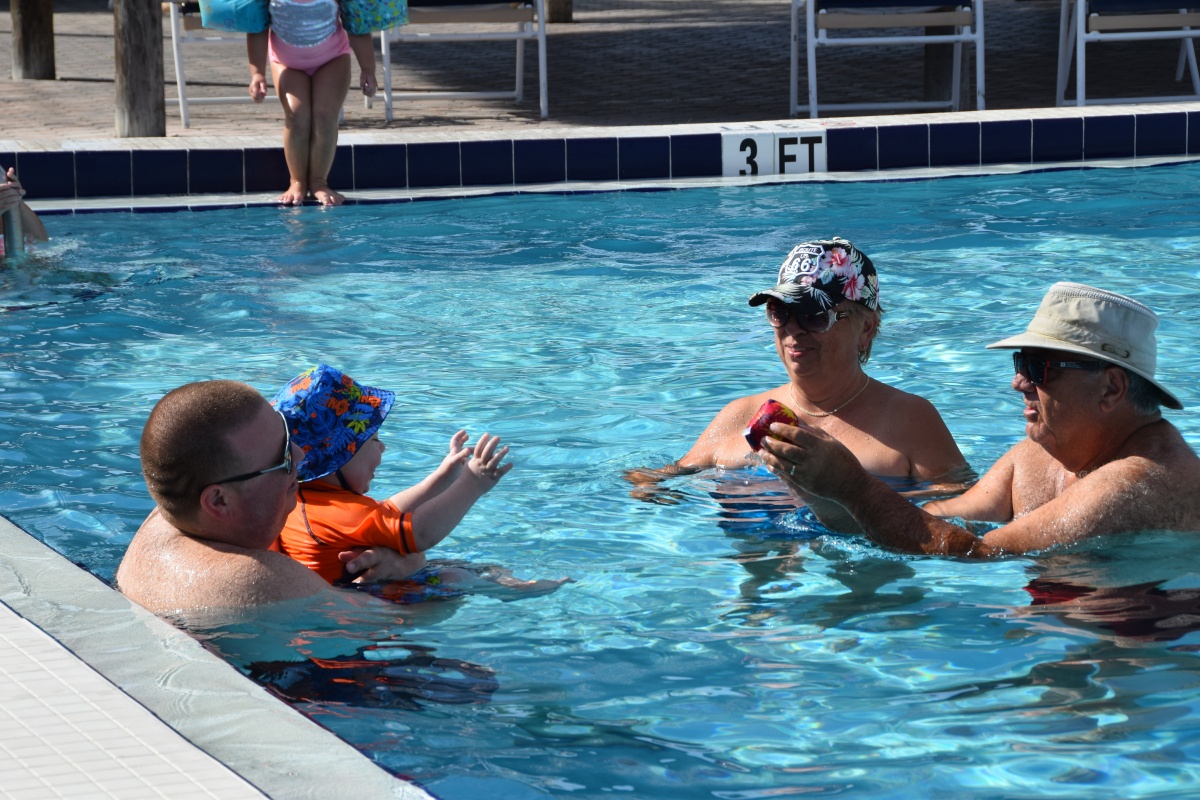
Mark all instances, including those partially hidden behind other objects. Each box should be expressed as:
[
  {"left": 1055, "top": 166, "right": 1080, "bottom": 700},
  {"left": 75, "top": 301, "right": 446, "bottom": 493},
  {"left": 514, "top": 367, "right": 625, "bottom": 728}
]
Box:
[
  {"left": 306, "top": 54, "right": 351, "bottom": 192},
  {"left": 271, "top": 61, "right": 314, "bottom": 200}
]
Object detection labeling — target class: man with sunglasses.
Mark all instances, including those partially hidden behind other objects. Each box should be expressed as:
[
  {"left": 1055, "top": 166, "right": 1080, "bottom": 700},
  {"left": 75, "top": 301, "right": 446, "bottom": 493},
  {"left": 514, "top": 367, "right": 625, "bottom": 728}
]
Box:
[
  {"left": 627, "top": 238, "right": 966, "bottom": 530},
  {"left": 760, "top": 282, "right": 1200, "bottom": 555},
  {"left": 117, "top": 380, "right": 425, "bottom": 614}
]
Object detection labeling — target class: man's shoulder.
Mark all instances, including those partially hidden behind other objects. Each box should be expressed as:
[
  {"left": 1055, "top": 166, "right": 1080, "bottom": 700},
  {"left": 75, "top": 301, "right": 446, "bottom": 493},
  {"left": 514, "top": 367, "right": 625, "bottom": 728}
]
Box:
[
  {"left": 117, "top": 509, "right": 328, "bottom": 614},
  {"left": 1126, "top": 419, "right": 1200, "bottom": 473}
]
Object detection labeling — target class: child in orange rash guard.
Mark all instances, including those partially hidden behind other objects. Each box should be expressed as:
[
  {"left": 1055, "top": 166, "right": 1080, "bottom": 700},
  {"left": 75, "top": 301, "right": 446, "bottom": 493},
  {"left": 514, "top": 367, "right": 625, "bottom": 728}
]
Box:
[{"left": 272, "top": 364, "right": 513, "bottom": 588}]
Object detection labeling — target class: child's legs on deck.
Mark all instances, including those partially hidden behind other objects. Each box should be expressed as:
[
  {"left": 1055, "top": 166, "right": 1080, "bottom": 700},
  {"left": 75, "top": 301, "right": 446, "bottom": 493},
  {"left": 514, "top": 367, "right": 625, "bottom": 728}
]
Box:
[
  {"left": 271, "top": 61, "right": 314, "bottom": 202},
  {"left": 306, "top": 53, "right": 351, "bottom": 191}
]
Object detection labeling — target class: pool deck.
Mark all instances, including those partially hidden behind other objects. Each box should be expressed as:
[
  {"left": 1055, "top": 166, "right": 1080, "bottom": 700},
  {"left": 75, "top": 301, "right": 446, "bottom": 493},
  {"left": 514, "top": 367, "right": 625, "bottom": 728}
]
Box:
[
  {"left": 2, "top": 0, "right": 1199, "bottom": 151},
  {"left": 1, "top": 0, "right": 1200, "bottom": 796}
]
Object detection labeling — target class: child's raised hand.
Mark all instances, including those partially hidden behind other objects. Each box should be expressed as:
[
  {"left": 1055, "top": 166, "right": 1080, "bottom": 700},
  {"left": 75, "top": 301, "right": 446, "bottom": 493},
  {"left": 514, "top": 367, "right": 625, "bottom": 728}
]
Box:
[{"left": 465, "top": 432, "right": 513, "bottom": 487}]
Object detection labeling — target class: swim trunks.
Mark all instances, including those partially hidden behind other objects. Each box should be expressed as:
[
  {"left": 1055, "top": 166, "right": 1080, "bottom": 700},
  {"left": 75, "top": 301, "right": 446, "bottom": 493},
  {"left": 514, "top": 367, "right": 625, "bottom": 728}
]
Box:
[{"left": 268, "top": 0, "right": 352, "bottom": 74}]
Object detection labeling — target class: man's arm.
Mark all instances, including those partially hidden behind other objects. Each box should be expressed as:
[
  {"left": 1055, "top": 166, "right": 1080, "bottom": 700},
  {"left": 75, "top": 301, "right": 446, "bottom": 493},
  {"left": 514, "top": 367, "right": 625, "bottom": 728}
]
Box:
[
  {"left": 759, "top": 421, "right": 996, "bottom": 554},
  {"left": 924, "top": 446, "right": 1017, "bottom": 522},
  {"left": 761, "top": 421, "right": 1190, "bottom": 556}
]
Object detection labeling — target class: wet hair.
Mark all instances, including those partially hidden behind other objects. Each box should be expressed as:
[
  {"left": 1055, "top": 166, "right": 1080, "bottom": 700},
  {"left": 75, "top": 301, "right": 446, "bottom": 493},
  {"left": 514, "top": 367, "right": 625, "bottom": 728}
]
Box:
[
  {"left": 844, "top": 302, "right": 883, "bottom": 365},
  {"left": 1122, "top": 369, "right": 1163, "bottom": 417},
  {"left": 140, "top": 380, "right": 265, "bottom": 520}
]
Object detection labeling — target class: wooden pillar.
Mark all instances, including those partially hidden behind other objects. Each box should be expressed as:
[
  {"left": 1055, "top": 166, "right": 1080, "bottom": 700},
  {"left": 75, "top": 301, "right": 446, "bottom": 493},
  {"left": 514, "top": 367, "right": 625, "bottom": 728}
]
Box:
[
  {"left": 11, "top": 0, "right": 56, "bottom": 80},
  {"left": 114, "top": 0, "right": 166, "bottom": 137},
  {"left": 545, "top": 0, "right": 572, "bottom": 23}
]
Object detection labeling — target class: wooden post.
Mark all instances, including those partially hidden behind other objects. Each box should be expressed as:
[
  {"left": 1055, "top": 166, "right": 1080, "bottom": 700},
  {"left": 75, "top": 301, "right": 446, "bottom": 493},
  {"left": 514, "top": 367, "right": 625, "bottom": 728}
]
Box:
[
  {"left": 11, "top": 0, "right": 56, "bottom": 80},
  {"left": 545, "top": 0, "right": 572, "bottom": 23},
  {"left": 114, "top": 0, "right": 166, "bottom": 137}
]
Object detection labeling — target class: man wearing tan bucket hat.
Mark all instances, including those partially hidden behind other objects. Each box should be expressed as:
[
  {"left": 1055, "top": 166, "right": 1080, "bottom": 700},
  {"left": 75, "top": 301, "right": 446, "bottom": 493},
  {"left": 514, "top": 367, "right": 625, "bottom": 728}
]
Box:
[{"left": 759, "top": 282, "right": 1200, "bottom": 555}]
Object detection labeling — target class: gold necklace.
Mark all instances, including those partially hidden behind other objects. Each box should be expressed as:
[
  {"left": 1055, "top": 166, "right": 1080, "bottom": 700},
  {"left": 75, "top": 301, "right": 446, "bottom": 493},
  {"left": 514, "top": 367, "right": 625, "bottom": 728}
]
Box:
[{"left": 788, "top": 375, "right": 871, "bottom": 418}]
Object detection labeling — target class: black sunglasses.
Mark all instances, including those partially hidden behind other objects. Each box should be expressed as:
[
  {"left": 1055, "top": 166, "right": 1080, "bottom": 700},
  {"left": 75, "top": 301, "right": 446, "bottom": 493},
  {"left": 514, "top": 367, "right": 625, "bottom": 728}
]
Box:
[
  {"left": 214, "top": 410, "right": 294, "bottom": 484},
  {"left": 1012, "top": 352, "right": 1104, "bottom": 387},
  {"left": 765, "top": 300, "right": 849, "bottom": 334}
]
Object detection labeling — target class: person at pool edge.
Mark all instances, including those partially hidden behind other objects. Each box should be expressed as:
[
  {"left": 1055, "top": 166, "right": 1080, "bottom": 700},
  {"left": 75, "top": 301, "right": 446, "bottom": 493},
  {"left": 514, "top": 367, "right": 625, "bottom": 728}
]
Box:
[
  {"left": 0, "top": 166, "right": 49, "bottom": 254},
  {"left": 116, "top": 380, "right": 425, "bottom": 613},
  {"left": 758, "top": 281, "right": 1200, "bottom": 554},
  {"left": 626, "top": 237, "right": 967, "bottom": 531}
]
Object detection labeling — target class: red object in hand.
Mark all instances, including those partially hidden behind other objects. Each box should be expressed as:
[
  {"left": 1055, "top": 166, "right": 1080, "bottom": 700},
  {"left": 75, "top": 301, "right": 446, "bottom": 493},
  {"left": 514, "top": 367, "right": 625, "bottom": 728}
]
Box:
[{"left": 743, "top": 399, "right": 798, "bottom": 451}]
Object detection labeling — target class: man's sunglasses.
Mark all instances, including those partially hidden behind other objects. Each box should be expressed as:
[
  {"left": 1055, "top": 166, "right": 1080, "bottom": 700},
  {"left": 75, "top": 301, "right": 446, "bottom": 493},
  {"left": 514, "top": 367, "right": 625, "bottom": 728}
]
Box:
[
  {"left": 1012, "top": 352, "right": 1104, "bottom": 387},
  {"left": 214, "top": 410, "right": 294, "bottom": 484},
  {"left": 765, "top": 300, "right": 849, "bottom": 334}
]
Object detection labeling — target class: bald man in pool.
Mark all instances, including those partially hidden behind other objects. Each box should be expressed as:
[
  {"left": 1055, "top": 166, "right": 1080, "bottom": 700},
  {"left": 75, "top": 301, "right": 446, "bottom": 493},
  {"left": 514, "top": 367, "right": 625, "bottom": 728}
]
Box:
[
  {"left": 758, "top": 282, "right": 1200, "bottom": 556},
  {"left": 117, "top": 380, "right": 424, "bottom": 614}
]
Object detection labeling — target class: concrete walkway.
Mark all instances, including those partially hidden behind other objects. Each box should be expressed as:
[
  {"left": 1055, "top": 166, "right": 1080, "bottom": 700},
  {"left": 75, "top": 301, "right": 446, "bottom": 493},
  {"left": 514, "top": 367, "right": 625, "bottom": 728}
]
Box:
[{"left": 1, "top": 0, "right": 1195, "bottom": 148}]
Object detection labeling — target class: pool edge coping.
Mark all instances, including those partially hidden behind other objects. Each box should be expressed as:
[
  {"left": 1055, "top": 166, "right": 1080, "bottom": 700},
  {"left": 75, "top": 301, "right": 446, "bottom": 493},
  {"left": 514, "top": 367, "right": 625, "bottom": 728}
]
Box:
[{"left": 0, "top": 512, "right": 434, "bottom": 800}]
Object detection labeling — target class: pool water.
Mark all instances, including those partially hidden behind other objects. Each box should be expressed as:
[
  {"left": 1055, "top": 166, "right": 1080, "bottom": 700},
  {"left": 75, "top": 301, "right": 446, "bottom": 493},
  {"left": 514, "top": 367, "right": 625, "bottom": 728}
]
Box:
[{"left": 4, "top": 163, "right": 1200, "bottom": 799}]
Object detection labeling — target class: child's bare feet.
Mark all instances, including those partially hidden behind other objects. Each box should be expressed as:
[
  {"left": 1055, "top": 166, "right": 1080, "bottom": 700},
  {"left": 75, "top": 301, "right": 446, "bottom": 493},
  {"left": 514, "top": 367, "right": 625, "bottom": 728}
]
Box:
[
  {"left": 310, "top": 181, "right": 344, "bottom": 206},
  {"left": 279, "top": 181, "right": 307, "bottom": 206}
]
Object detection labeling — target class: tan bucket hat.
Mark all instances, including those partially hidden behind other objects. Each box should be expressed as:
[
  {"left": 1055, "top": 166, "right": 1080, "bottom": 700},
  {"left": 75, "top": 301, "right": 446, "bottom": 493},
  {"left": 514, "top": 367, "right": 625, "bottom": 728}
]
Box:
[{"left": 986, "top": 281, "right": 1182, "bottom": 410}]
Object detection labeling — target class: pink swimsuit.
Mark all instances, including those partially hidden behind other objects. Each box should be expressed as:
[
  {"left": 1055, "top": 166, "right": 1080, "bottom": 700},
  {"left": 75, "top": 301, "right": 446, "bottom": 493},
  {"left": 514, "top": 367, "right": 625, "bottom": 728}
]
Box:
[{"left": 268, "top": 0, "right": 352, "bottom": 75}]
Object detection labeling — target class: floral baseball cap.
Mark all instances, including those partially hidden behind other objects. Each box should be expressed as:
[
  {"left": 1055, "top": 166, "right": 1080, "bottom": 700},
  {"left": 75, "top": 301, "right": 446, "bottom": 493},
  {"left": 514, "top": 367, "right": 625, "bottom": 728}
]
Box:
[
  {"left": 271, "top": 364, "right": 395, "bottom": 482},
  {"left": 748, "top": 237, "right": 880, "bottom": 315}
]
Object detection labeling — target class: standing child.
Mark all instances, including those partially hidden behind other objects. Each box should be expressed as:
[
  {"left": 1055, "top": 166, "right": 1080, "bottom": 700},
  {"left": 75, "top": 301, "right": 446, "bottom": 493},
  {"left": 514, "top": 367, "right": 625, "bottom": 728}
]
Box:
[
  {"left": 272, "top": 365, "right": 560, "bottom": 597},
  {"left": 248, "top": 0, "right": 376, "bottom": 206}
]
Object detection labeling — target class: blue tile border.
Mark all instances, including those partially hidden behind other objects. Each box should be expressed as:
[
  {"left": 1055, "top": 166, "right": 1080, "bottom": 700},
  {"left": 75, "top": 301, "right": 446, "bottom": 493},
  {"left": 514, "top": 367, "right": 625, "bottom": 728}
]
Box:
[
  {"left": 132, "top": 150, "right": 188, "bottom": 196},
  {"left": 827, "top": 127, "right": 878, "bottom": 171},
  {"left": 462, "top": 140, "right": 514, "bottom": 186},
  {"left": 1136, "top": 112, "right": 1187, "bottom": 157},
  {"left": 1033, "top": 117, "right": 1083, "bottom": 163},
  {"left": 1084, "top": 115, "right": 1135, "bottom": 160},
  {"left": 567, "top": 137, "right": 619, "bottom": 182},
  {"left": 7, "top": 110, "right": 1198, "bottom": 200},
  {"left": 76, "top": 151, "right": 133, "bottom": 198},
  {"left": 409, "top": 142, "right": 460, "bottom": 188},
  {"left": 982, "top": 120, "right": 1032, "bottom": 165},
  {"left": 514, "top": 139, "right": 565, "bottom": 184},
  {"left": 878, "top": 125, "right": 928, "bottom": 170},
  {"left": 353, "top": 143, "right": 407, "bottom": 190},
  {"left": 930, "top": 122, "right": 980, "bottom": 167},
  {"left": 619, "top": 136, "right": 670, "bottom": 180}
]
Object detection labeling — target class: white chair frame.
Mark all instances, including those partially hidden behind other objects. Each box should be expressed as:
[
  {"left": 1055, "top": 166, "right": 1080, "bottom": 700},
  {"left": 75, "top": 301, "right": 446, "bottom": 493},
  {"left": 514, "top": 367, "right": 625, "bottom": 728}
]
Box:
[
  {"left": 374, "top": 0, "right": 548, "bottom": 121},
  {"left": 1056, "top": 0, "right": 1200, "bottom": 106},
  {"left": 165, "top": 0, "right": 268, "bottom": 129},
  {"left": 790, "top": 0, "right": 985, "bottom": 118}
]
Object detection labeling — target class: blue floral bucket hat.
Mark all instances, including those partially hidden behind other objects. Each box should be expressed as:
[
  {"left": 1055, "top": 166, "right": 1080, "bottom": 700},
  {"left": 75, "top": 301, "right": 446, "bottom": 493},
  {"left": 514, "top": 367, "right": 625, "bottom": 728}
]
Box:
[
  {"left": 271, "top": 364, "right": 395, "bottom": 482},
  {"left": 748, "top": 237, "right": 880, "bottom": 315}
]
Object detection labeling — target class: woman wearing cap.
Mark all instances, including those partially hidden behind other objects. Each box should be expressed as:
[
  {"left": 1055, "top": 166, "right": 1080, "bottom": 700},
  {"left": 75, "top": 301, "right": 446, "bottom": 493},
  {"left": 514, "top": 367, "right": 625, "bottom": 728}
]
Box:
[{"left": 628, "top": 237, "right": 966, "bottom": 532}]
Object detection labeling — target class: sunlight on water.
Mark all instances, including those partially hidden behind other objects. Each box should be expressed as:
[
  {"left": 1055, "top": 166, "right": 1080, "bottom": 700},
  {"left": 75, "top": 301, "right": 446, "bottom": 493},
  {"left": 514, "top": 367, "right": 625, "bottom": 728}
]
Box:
[{"left": 4, "top": 163, "right": 1200, "bottom": 798}]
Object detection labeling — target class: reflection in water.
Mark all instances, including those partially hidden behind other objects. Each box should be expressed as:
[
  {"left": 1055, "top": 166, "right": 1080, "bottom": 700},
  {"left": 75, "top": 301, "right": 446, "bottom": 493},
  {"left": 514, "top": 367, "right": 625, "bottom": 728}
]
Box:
[
  {"left": 247, "top": 642, "right": 499, "bottom": 711},
  {"left": 0, "top": 242, "right": 191, "bottom": 311}
]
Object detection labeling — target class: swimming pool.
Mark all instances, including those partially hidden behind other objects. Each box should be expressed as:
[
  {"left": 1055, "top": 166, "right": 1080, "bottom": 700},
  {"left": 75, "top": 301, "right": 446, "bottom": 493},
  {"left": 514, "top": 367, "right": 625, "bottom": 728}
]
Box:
[{"left": 4, "top": 162, "right": 1200, "bottom": 798}]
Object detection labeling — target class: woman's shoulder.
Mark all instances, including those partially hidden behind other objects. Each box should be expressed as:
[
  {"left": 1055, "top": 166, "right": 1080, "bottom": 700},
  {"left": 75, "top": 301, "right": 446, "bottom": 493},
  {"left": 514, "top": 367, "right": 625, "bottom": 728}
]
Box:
[{"left": 870, "top": 380, "right": 944, "bottom": 417}]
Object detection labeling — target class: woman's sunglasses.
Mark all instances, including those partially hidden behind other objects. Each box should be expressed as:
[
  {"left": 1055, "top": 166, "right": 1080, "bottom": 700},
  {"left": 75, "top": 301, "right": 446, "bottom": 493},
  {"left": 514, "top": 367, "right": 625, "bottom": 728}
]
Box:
[
  {"left": 765, "top": 300, "right": 848, "bottom": 334},
  {"left": 1012, "top": 352, "right": 1104, "bottom": 387}
]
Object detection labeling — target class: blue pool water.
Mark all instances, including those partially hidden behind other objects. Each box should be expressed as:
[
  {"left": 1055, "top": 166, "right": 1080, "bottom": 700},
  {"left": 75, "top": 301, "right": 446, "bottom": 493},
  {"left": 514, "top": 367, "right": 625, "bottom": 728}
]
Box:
[{"left": 4, "top": 163, "right": 1200, "bottom": 798}]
